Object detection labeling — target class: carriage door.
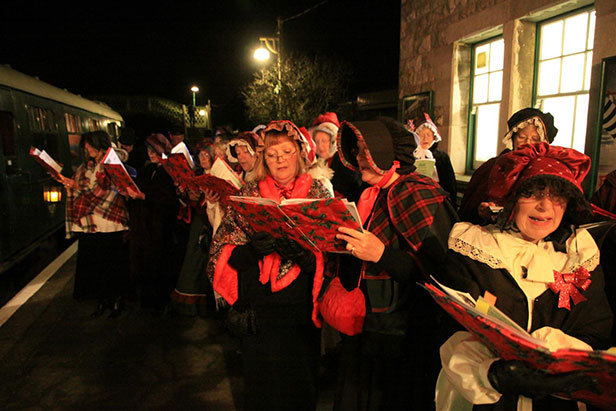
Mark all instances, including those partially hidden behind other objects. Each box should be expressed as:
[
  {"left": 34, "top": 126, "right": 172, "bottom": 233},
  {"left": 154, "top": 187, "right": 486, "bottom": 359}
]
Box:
[{"left": 0, "top": 88, "right": 20, "bottom": 264}]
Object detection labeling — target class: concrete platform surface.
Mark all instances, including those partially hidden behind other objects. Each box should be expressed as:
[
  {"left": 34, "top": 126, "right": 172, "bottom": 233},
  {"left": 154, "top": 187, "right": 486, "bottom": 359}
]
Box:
[{"left": 0, "top": 247, "right": 336, "bottom": 410}]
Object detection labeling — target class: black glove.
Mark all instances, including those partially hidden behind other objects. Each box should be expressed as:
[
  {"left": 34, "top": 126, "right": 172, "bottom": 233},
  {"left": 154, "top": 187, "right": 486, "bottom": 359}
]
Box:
[
  {"left": 275, "top": 238, "right": 315, "bottom": 270},
  {"left": 487, "top": 360, "right": 597, "bottom": 399},
  {"left": 250, "top": 232, "right": 276, "bottom": 257}
]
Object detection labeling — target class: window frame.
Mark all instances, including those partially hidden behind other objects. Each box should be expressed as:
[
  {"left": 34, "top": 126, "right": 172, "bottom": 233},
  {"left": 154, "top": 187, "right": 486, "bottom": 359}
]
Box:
[
  {"left": 531, "top": 5, "right": 595, "bottom": 151},
  {"left": 466, "top": 35, "right": 504, "bottom": 173}
]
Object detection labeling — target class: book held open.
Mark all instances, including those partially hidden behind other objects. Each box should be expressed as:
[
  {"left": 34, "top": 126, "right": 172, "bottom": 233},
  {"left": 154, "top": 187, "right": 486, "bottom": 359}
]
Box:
[
  {"left": 228, "top": 196, "right": 362, "bottom": 253},
  {"left": 162, "top": 155, "right": 242, "bottom": 201},
  {"left": 29, "top": 147, "right": 64, "bottom": 182},
  {"left": 414, "top": 158, "right": 436, "bottom": 177},
  {"left": 102, "top": 148, "right": 143, "bottom": 196},
  {"left": 423, "top": 278, "right": 616, "bottom": 408}
]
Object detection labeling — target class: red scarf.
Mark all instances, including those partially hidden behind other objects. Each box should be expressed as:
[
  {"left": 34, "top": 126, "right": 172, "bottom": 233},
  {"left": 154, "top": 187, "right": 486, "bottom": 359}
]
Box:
[
  {"left": 356, "top": 161, "right": 400, "bottom": 224},
  {"left": 212, "top": 173, "right": 326, "bottom": 326},
  {"left": 257, "top": 174, "right": 313, "bottom": 291}
]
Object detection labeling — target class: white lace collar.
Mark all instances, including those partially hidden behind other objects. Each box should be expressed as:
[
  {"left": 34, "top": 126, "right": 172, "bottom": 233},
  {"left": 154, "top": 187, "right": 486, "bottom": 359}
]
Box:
[{"left": 448, "top": 222, "right": 600, "bottom": 283}]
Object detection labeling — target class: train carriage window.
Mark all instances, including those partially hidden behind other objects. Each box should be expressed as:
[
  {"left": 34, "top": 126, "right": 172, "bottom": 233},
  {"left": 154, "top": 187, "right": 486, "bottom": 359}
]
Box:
[
  {"left": 0, "top": 111, "right": 17, "bottom": 174},
  {"left": 64, "top": 113, "right": 80, "bottom": 133},
  {"left": 107, "top": 122, "right": 119, "bottom": 139},
  {"left": 26, "top": 105, "right": 56, "bottom": 133},
  {"left": 26, "top": 105, "right": 59, "bottom": 158}
]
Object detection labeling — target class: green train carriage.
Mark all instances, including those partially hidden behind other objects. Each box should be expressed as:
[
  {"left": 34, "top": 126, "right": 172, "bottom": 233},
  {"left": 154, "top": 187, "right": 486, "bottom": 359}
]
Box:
[{"left": 0, "top": 65, "right": 123, "bottom": 272}]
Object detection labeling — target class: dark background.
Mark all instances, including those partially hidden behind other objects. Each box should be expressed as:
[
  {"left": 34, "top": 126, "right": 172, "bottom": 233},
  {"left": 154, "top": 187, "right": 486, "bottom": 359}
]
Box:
[{"left": 1, "top": 0, "right": 400, "bottom": 130}]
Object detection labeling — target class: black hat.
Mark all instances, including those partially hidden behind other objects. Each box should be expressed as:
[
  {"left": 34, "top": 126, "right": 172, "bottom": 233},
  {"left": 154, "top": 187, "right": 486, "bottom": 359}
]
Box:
[
  {"left": 119, "top": 127, "right": 136, "bottom": 146},
  {"left": 503, "top": 108, "right": 558, "bottom": 148},
  {"left": 338, "top": 116, "right": 416, "bottom": 175}
]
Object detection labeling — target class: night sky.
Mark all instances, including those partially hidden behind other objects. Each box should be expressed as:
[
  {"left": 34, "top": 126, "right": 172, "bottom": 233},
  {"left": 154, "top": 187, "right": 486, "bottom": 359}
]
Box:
[{"left": 2, "top": 1, "right": 400, "bottom": 129}]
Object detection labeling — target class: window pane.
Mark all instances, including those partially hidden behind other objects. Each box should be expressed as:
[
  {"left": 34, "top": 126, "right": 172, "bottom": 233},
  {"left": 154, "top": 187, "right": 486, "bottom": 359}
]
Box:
[
  {"left": 538, "top": 59, "right": 561, "bottom": 95},
  {"left": 474, "top": 103, "right": 500, "bottom": 162},
  {"left": 584, "top": 51, "right": 593, "bottom": 91},
  {"left": 543, "top": 96, "right": 575, "bottom": 147},
  {"left": 488, "top": 71, "right": 503, "bottom": 102},
  {"left": 489, "top": 39, "right": 504, "bottom": 72},
  {"left": 473, "top": 73, "right": 489, "bottom": 104},
  {"left": 540, "top": 21, "right": 563, "bottom": 60},
  {"left": 587, "top": 11, "right": 596, "bottom": 50},
  {"left": 475, "top": 43, "right": 490, "bottom": 75},
  {"left": 563, "top": 13, "right": 588, "bottom": 55},
  {"left": 573, "top": 94, "right": 589, "bottom": 152},
  {"left": 561, "top": 53, "right": 585, "bottom": 93}
]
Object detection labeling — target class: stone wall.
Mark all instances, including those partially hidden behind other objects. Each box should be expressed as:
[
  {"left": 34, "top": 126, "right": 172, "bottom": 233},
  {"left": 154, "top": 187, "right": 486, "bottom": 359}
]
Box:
[{"left": 399, "top": 0, "right": 616, "bottom": 180}]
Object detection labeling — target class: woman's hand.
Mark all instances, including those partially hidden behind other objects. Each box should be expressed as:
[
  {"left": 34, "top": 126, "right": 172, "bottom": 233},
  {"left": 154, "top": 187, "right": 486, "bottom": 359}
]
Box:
[
  {"left": 187, "top": 188, "right": 201, "bottom": 202},
  {"left": 336, "top": 226, "right": 385, "bottom": 263},
  {"left": 58, "top": 175, "right": 73, "bottom": 188},
  {"left": 478, "top": 201, "right": 500, "bottom": 222},
  {"left": 126, "top": 186, "right": 145, "bottom": 200},
  {"left": 202, "top": 189, "right": 220, "bottom": 204},
  {"left": 59, "top": 175, "right": 75, "bottom": 189}
]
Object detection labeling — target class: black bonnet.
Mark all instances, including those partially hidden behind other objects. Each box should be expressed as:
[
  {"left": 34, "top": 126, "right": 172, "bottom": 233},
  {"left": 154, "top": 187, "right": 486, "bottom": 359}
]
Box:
[{"left": 338, "top": 117, "right": 416, "bottom": 175}]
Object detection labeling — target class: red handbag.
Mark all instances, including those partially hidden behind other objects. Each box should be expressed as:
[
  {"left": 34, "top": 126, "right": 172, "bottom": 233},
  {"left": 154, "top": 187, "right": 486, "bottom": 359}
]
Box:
[{"left": 319, "top": 273, "right": 365, "bottom": 336}]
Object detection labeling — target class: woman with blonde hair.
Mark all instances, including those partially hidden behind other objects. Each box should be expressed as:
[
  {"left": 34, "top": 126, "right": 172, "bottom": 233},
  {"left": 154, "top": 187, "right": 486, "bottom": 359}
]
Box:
[{"left": 207, "top": 120, "right": 331, "bottom": 410}]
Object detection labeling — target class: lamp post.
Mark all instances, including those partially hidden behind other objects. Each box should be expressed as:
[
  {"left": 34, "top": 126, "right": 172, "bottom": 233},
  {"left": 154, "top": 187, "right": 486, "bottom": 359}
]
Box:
[
  {"left": 254, "top": 17, "right": 283, "bottom": 117},
  {"left": 190, "top": 86, "right": 199, "bottom": 107},
  {"left": 190, "top": 86, "right": 199, "bottom": 129}
]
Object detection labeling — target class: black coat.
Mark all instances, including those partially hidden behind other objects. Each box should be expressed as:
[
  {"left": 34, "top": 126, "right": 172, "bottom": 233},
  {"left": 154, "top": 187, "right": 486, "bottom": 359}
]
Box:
[
  {"left": 430, "top": 143, "right": 458, "bottom": 208},
  {"left": 440, "top": 242, "right": 613, "bottom": 410}
]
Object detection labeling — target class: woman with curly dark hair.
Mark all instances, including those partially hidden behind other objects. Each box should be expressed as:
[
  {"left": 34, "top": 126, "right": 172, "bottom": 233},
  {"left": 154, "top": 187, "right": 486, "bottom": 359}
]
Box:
[
  {"left": 436, "top": 143, "right": 613, "bottom": 410},
  {"left": 61, "top": 131, "right": 135, "bottom": 317}
]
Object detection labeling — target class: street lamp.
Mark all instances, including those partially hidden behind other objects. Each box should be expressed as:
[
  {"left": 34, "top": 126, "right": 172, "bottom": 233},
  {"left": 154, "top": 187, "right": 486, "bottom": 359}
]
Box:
[
  {"left": 254, "top": 17, "right": 283, "bottom": 117},
  {"left": 190, "top": 86, "right": 199, "bottom": 107}
]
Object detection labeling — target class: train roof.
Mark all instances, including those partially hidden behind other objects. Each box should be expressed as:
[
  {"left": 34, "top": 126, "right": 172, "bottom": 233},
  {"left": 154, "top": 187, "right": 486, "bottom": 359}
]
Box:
[{"left": 0, "top": 65, "right": 123, "bottom": 121}]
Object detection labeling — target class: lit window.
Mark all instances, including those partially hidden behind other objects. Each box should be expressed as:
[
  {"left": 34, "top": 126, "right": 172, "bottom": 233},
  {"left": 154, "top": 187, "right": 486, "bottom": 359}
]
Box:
[
  {"left": 535, "top": 9, "right": 595, "bottom": 152},
  {"left": 64, "top": 113, "right": 80, "bottom": 133},
  {"left": 469, "top": 37, "right": 504, "bottom": 168}
]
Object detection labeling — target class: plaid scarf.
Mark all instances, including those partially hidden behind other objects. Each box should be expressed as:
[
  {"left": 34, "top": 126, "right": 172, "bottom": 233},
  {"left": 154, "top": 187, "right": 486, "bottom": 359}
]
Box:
[
  {"left": 361, "top": 173, "right": 447, "bottom": 312},
  {"left": 65, "top": 161, "right": 129, "bottom": 234}
]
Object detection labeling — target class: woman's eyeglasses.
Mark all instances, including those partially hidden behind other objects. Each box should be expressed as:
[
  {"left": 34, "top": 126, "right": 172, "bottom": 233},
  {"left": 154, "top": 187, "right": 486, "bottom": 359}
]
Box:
[
  {"left": 265, "top": 149, "right": 297, "bottom": 162},
  {"left": 519, "top": 191, "right": 567, "bottom": 206}
]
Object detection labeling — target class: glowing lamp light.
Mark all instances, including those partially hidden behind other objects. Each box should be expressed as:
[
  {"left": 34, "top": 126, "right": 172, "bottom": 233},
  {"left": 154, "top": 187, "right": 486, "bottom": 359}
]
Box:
[
  {"left": 198, "top": 109, "right": 206, "bottom": 116},
  {"left": 43, "top": 185, "right": 62, "bottom": 203},
  {"left": 190, "top": 86, "right": 199, "bottom": 93},
  {"left": 254, "top": 47, "right": 271, "bottom": 61}
]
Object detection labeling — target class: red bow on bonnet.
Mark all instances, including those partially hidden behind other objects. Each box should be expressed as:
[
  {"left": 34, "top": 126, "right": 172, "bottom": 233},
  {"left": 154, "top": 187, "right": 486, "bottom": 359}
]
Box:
[
  {"left": 547, "top": 267, "right": 591, "bottom": 310},
  {"left": 487, "top": 142, "right": 590, "bottom": 205}
]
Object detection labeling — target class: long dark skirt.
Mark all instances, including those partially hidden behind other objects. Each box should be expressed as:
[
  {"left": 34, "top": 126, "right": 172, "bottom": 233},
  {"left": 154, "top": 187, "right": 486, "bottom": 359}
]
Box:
[
  {"left": 242, "top": 322, "right": 320, "bottom": 411},
  {"left": 73, "top": 231, "right": 129, "bottom": 301},
  {"left": 170, "top": 211, "right": 212, "bottom": 316}
]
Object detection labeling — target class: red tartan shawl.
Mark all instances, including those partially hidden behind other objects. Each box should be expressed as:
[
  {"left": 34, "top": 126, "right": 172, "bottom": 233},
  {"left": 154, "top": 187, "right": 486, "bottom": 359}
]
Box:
[
  {"left": 372, "top": 173, "right": 448, "bottom": 252},
  {"left": 210, "top": 173, "right": 329, "bottom": 326},
  {"left": 66, "top": 161, "right": 129, "bottom": 231},
  {"left": 360, "top": 173, "right": 448, "bottom": 312}
]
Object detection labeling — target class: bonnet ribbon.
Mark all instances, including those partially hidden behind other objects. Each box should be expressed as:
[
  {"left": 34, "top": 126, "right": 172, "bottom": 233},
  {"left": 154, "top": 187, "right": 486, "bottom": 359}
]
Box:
[
  {"left": 356, "top": 161, "right": 400, "bottom": 225},
  {"left": 547, "top": 267, "right": 591, "bottom": 310}
]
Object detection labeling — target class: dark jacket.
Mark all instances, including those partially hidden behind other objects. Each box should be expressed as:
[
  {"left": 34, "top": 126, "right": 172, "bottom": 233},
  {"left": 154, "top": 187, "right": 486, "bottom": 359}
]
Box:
[
  {"left": 440, "top": 241, "right": 613, "bottom": 410},
  {"left": 431, "top": 143, "right": 458, "bottom": 208}
]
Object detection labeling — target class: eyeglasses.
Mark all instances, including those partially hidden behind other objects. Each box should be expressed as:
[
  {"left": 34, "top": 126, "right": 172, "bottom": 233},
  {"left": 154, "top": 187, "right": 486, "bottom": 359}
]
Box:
[
  {"left": 264, "top": 149, "right": 297, "bottom": 162},
  {"left": 519, "top": 191, "right": 567, "bottom": 206}
]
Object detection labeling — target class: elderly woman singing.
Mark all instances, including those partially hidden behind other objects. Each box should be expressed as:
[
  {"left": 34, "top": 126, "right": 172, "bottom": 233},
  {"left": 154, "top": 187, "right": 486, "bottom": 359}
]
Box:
[
  {"left": 437, "top": 142, "right": 613, "bottom": 410},
  {"left": 207, "top": 120, "right": 331, "bottom": 411}
]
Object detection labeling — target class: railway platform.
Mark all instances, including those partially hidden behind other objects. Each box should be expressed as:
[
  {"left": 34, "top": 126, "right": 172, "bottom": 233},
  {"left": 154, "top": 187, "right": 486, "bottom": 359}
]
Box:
[{"left": 0, "top": 243, "right": 336, "bottom": 409}]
